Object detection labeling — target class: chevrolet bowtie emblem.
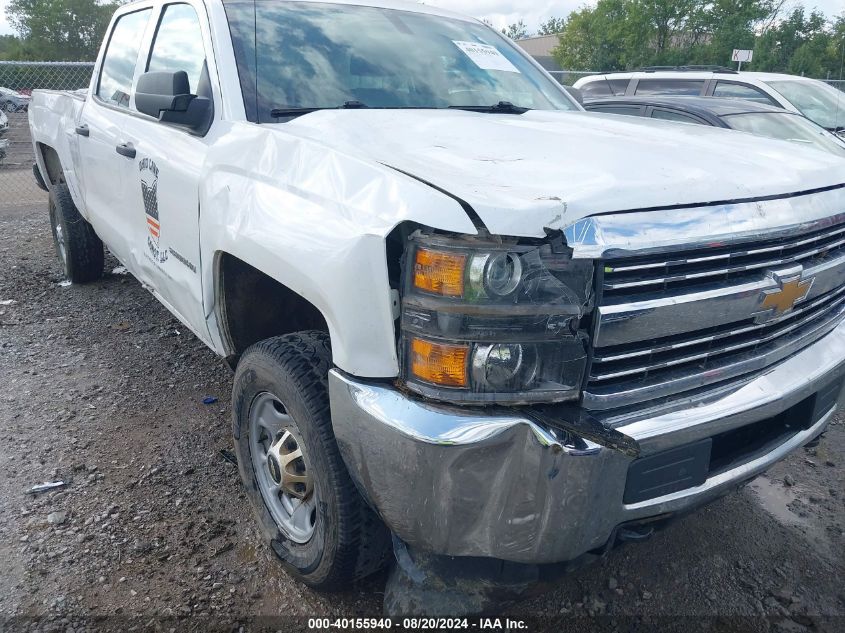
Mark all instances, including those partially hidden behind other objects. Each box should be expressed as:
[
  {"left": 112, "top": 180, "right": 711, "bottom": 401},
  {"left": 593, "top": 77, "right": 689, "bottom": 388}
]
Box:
[{"left": 755, "top": 270, "right": 814, "bottom": 324}]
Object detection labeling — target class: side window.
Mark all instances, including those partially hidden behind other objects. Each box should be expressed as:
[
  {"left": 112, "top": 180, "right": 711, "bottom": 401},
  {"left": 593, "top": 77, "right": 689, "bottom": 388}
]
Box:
[
  {"left": 635, "top": 79, "right": 705, "bottom": 96},
  {"left": 580, "top": 78, "right": 628, "bottom": 97},
  {"left": 97, "top": 9, "right": 153, "bottom": 108},
  {"left": 580, "top": 81, "right": 611, "bottom": 97},
  {"left": 587, "top": 105, "right": 645, "bottom": 117},
  {"left": 147, "top": 3, "right": 207, "bottom": 94},
  {"left": 651, "top": 108, "right": 705, "bottom": 124},
  {"left": 712, "top": 81, "right": 778, "bottom": 106},
  {"left": 607, "top": 79, "right": 629, "bottom": 96}
]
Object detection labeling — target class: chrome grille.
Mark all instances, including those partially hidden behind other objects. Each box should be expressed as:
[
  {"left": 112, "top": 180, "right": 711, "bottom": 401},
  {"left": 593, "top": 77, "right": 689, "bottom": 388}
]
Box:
[
  {"left": 584, "top": 218, "right": 845, "bottom": 411},
  {"left": 602, "top": 219, "right": 845, "bottom": 298}
]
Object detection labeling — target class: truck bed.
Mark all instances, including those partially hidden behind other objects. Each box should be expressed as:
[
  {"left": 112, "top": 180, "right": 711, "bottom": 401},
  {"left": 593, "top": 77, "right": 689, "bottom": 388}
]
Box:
[{"left": 28, "top": 89, "right": 88, "bottom": 212}]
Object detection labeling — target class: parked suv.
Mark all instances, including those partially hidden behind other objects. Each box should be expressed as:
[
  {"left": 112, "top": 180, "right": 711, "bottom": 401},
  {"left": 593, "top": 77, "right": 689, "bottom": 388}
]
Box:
[
  {"left": 574, "top": 68, "right": 845, "bottom": 133},
  {"left": 584, "top": 96, "right": 845, "bottom": 157}
]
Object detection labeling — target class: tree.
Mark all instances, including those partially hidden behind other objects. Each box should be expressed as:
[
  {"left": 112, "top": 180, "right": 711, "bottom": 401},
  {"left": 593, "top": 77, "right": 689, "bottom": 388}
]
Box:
[
  {"left": 6, "top": 0, "right": 120, "bottom": 61},
  {"left": 685, "top": 0, "right": 768, "bottom": 64},
  {"left": 0, "top": 35, "right": 27, "bottom": 60},
  {"left": 538, "top": 17, "right": 566, "bottom": 35},
  {"left": 502, "top": 20, "right": 529, "bottom": 40},
  {"left": 552, "top": 0, "right": 635, "bottom": 71},
  {"left": 826, "top": 16, "right": 845, "bottom": 80},
  {"left": 752, "top": 7, "right": 834, "bottom": 75},
  {"left": 551, "top": 0, "right": 804, "bottom": 72}
]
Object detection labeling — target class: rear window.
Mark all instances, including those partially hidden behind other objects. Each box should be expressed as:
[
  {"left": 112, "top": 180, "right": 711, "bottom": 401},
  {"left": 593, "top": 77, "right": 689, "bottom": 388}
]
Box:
[
  {"left": 97, "top": 9, "right": 152, "bottom": 108},
  {"left": 581, "top": 78, "right": 628, "bottom": 97},
  {"left": 635, "top": 79, "right": 704, "bottom": 96}
]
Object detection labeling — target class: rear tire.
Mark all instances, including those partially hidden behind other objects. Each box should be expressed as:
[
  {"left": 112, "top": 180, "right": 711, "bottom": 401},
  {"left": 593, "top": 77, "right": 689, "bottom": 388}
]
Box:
[
  {"left": 48, "top": 183, "right": 104, "bottom": 283},
  {"left": 232, "top": 331, "right": 391, "bottom": 589}
]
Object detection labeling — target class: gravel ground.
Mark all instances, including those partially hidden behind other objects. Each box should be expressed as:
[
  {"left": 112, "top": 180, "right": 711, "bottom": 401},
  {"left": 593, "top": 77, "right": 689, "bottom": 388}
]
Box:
[{"left": 0, "top": 199, "right": 843, "bottom": 632}]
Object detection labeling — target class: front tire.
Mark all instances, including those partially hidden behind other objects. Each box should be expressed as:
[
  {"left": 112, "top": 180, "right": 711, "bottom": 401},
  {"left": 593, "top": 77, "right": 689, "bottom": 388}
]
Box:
[
  {"left": 48, "top": 183, "right": 104, "bottom": 283},
  {"left": 232, "top": 331, "right": 390, "bottom": 589}
]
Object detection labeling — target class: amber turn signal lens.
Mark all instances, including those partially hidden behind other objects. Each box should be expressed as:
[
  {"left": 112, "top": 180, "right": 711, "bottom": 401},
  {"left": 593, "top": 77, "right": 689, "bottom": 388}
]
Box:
[
  {"left": 413, "top": 248, "right": 466, "bottom": 297},
  {"left": 410, "top": 338, "right": 469, "bottom": 387}
]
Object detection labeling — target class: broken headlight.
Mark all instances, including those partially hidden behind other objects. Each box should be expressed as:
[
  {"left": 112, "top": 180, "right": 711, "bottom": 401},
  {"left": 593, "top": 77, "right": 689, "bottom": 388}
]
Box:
[{"left": 398, "top": 232, "right": 594, "bottom": 405}]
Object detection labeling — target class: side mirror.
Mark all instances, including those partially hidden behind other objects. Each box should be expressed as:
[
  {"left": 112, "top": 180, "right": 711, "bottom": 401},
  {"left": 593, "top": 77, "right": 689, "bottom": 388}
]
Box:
[
  {"left": 135, "top": 70, "right": 213, "bottom": 136},
  {"left": 563, "top": 85, "right": 584, "bottom": 106}
]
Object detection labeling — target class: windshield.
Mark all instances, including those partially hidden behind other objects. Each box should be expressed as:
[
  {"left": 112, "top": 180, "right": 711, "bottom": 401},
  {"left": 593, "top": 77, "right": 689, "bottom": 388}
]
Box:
[
  {"left": 223, "top": 1, "right": 575, "bottom": 122},
  {"left": 722, "top": 112, "right": 845, "bottom": 157},
  {"left": 765, "top": 79, "right": 844, "bottom": 131}
]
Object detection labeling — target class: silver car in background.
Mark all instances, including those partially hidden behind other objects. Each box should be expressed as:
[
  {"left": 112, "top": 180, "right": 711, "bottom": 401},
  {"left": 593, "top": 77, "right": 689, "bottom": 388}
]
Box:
[{"left": 0, "top": 87, "right": 31, "bottom": 112}]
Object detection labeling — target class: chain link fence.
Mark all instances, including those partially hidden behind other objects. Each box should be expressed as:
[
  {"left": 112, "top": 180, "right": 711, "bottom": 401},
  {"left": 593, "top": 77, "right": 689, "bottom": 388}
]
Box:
[
  {"left": 0, "top": 62, "right": 94, "bottom": 214},
  {"left": 0, "top": 61, "right": 843, "bottom": 214}
]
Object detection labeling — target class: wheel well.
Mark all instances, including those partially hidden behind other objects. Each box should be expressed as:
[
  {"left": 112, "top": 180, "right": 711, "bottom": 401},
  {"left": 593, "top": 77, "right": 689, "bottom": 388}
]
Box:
[
  {"left": 217, "top": 253, "right": 329, "bottom": 358},
  {"left": 37, "top": 143, "right": 65, "bottom": 186}
]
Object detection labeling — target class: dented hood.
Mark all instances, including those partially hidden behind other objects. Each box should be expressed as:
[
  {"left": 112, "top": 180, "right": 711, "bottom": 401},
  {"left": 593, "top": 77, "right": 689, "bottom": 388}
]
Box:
[{"left": 287, "top": 108, "right": 845, "bottom": 237}]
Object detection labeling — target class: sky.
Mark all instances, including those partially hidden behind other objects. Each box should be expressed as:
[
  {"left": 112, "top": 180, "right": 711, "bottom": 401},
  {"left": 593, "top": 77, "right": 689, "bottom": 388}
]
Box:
[{"left": 0, "top": 0, "right": 843, "bottom": 38}]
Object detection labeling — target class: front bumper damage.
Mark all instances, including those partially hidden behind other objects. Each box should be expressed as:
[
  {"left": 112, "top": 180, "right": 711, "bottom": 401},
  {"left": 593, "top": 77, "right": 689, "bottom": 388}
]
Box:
[{"left": 330, "top": 317, "right": 845, "bottom": 566}]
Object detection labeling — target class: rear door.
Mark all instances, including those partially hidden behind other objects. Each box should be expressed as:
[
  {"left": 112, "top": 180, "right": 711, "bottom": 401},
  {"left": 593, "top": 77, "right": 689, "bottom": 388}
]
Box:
[
  {"left": 76, "top": 7, "right": 154, "bottom": 262},
  {"left": 115, "top": 0, "right": 218, "bottom": 338}
]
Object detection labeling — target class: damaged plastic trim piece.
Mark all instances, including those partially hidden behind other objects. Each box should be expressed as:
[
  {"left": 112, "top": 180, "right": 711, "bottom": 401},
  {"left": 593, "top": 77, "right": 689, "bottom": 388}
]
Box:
[{"left": 525, "top": 405, "right": 640, "bottom": 458}]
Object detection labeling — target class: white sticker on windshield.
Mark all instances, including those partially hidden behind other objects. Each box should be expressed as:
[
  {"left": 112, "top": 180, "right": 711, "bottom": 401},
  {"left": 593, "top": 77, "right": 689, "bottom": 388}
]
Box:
[{"left": 452, "top": 41, "right": 520, "bottom": 73}]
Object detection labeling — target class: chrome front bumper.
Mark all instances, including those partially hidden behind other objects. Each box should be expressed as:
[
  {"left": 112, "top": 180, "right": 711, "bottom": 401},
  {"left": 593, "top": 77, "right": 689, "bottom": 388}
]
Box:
[{"left": 329, "top": 319, "right": 845, "bottom": 565}]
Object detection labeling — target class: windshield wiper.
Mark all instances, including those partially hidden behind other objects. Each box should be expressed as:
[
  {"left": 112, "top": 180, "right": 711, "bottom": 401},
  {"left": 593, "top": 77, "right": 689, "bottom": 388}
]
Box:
[
  {"left": 449, "top": 101, "right": 530, "bottom": 115},
  {"left": 270, "top": 100, "right": 369, "bottom": 118},
  {"left": 271, "top": 100, "right": 531, "bottom": 118}
]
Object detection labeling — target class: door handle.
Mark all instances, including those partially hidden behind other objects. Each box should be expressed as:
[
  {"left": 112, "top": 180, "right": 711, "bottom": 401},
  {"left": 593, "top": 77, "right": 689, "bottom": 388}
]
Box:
[
  {"left": 115, "top": 142, "right": 136, "bottom": 159},
  {"left": 75, "top": 124, "right": 89, "bottom": 137}
]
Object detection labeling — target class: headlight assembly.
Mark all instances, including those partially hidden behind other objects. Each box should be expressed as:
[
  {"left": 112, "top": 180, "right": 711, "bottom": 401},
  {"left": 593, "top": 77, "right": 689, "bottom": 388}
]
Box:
[{"left": 399, "top": 231, "right": 594, "bottom": 405}]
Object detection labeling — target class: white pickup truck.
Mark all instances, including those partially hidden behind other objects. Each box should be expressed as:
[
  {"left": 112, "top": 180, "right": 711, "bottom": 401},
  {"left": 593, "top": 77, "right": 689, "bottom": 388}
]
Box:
[{"left": 29, "top": 0, "right": 845, "bottom": 614}]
